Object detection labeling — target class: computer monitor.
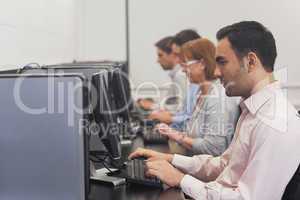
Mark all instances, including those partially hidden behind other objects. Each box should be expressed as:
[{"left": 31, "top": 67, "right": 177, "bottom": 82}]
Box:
[
  {"left": 110, "top": 67, "right": 133, "bottom": 123},
  {"left": 91, "top": 70, "right": 122, "bottom": 161},
  {"left": 19, "top": 64, "right": 124, "bottom": 162},
  {"left": 0, "top": 74, "right": 89, "bottom": 200}
]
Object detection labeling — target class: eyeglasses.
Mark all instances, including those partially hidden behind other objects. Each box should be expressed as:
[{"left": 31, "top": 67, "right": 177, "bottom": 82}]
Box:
[{"left": 182, "top": 59, "right": 202, "bottom": 67}]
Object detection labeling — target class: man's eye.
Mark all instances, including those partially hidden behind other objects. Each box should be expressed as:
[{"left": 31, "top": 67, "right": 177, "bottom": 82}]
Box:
[{"left": 218, "top": 60, "right": 227, "bottom": 66}]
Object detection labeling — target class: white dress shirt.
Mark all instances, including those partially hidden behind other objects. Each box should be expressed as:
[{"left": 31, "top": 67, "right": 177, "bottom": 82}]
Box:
[
  {"left": 162, "top": 65, "right": 188, "bottom": 113},
  {"left": 171, "top": 81, "right": 300, "bottom": 199}
]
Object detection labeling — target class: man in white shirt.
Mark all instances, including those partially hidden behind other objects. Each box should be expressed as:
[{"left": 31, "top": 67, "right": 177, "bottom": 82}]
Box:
[
  {"left": 129, "top": 21, "right": 300, "bottom": 199},
  {"left": 147, "top": 30, "right": 201, "bottom": 126},
  {"left": 137, "top": 36, "right": 187, "bottom": 116}
]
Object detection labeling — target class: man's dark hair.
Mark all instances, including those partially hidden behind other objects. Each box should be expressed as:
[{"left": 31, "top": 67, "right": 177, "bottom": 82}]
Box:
[
  {"left": 155, "top": 36, "right": 174, "bottom": 54},
  {"left": 174, "top": 29, "right": 201, "bottom": 46},
  {"left": 216, "top": 21, "right": 277, "bottom": 71}
]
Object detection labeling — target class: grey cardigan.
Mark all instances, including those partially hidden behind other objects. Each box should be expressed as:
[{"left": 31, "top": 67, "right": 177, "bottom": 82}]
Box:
[{"left": 186, "top": 81, "right": 240, "bottom": 156}]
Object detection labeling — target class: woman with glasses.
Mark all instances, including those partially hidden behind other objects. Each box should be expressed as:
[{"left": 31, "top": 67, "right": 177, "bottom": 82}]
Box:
[{"left": 156, "top": 38, "right": 240, "bottom": 156}]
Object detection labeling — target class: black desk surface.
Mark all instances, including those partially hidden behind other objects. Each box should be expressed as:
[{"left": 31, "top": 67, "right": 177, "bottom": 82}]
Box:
[{"left": 88, "top": 137, "right": 186, "bottom": 200}]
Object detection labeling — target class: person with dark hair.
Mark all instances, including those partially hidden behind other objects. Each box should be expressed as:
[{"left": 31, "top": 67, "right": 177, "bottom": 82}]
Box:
[
  {"left": 154, "top": 36, "right": 179, "bottom": 70},
  {"left": 137, "top": 36, "right": 188, "bottom": 113},
  {"left": 171, "top": 29, "right": 201, "bottom": 59},
  {"left": 174, "top": 29, "right": 200, "bottom": 45},
  {"left": 216, "top": 21, "right": 277, "bottom": 72},
  {"left": 155, "top": 36, "right": 173, "bottom": 55},
  {"left": 129, "top": 21, "right": 300, "bottom": 199}
]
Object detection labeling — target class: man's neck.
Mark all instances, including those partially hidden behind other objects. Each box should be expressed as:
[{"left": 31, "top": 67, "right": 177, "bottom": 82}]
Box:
[{"left": 251, "top": 73, "right": 276, "bottom": 95}]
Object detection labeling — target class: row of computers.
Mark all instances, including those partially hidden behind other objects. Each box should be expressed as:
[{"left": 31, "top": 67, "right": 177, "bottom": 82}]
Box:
[
  {"left": 83, "top": 63, "right": 166, "bottom": 188},
  {"left": 44, "top": 63, "right": 167, "bottom": 188},
  {"left": 0, "top": 62, "right": 165, "bottom": 200}
]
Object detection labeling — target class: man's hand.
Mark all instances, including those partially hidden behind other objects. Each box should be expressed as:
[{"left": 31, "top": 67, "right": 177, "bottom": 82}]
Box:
[
  {"left": 137, "top": 99, "right": 154, "bottom": 110},
  {"left": 145, "top": 159, "right": 185, "bottom": 187},
  {"left": 128, "top": 147, "right": 173, "bottom": 162},
  {"left": 148, "top": 110, "right": 173, "bottom": 124}
]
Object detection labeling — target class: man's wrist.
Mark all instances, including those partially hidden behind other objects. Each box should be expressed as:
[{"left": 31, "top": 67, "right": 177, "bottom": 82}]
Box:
[
  {"left": 165, "top": 154, "right": 174, "bottom": 163},
  {"left": 175, "top": 172, "right": 185, "bottom": 187}
]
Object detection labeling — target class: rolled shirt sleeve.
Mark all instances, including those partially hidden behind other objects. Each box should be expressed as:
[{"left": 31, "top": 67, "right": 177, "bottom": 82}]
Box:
[
  {"left": 180, "top": 176, "right": 244, "bottom": 200},
  {"left": 172, "top": 153, "right": 227, "bottom": 182}
]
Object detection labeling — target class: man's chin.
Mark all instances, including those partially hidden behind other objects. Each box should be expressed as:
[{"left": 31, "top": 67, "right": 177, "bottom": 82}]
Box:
[
  {"left": 225, "top": 89, "right": 230, "bottom": 97},
  {"left": 162, "top": 67, "right": 171, "bottom": 71},
  {"left": 225, "top": 88, "right": 241, "bottom": 97},
  {"left": 225, "top": 88, "right": 234, "bottom": 97}
]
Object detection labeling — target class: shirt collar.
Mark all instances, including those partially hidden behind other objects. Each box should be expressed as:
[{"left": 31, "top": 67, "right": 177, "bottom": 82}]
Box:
[
  {"left": 241, "top": 81, "right": 281, "bottom": 115},
  {"left": 168, "top": 64, "right": 181, "bottom": 79}
]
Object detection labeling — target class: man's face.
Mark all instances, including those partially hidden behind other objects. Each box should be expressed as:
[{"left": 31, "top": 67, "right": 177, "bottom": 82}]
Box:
[
  {"left": 215, "top": 38, "right": 251, "bottom": 97},
  {"left": 156, "top": 48, "right": 175, "bottom": 70}
]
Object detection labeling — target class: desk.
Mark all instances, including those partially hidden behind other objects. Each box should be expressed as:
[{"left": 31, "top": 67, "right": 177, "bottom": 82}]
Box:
[{"left": 88, "top": 137, "right": 186, "bottom": 200}]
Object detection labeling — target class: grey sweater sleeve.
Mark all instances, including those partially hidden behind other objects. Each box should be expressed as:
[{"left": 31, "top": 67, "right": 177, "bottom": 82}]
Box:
[
  {"left": 192, "top": 135, "right": 227, "bottom": 156},
  {"left": 191, "top": 94, "right": 240, "bottom": 156}
]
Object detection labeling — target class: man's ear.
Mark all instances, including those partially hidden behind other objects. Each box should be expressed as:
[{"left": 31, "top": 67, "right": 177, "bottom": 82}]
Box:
[{"left": 247, "top": 52, "right": 258, "bottom": 73}]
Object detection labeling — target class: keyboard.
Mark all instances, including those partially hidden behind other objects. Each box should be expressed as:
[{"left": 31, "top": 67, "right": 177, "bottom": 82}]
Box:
[
  {"left": 107, "top": 158, "right": 163, "bottom": 188},
  {"left": 143, "top": 129, "right": 168, "bottom": 144}
]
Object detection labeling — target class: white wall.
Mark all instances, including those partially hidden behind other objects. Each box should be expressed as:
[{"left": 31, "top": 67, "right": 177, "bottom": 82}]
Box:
[
  {"left": 128, "top": 0, "right": 300, "bottom": 108},
  {"left": 0, "top": 0, "right": 78, "bottom": 70},
  {"left": 0, "top": 0, "right": 126, "bottom": 70},
  {"left": 76, "top": 0, "right": 126, "bottom": 61},
  {"left": 129, "top": 0, "right": 300, "bottom": 85}
]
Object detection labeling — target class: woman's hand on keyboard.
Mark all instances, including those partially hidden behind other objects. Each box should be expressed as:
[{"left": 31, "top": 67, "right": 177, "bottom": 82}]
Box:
[
  {"left": 128, "top": 147, "right": 173, "bottom": 162},
  {"left": 156, "top": 123, "right": 184, "bottom": 142},
  {"left": 155, "top": 123, "right": 173, "bottom": 135}
]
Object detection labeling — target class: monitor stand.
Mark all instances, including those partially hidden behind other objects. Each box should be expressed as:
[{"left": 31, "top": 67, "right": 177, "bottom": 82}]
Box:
[{"left": 90, "top": 161, "right": 125, "bottom": 187}]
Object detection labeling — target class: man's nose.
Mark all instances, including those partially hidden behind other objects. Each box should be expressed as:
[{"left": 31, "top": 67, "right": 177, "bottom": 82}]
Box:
[{"left": 214, "top": 67, "right": 222, "bottom": 78}]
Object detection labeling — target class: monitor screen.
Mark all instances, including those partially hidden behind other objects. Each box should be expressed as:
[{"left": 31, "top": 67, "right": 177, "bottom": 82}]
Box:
[
  {"left": 110, "top": 67, "right": 133, "bottom": 123},
  {"left": 91, "top": 71, "right": 121, "bottom": 160}
]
